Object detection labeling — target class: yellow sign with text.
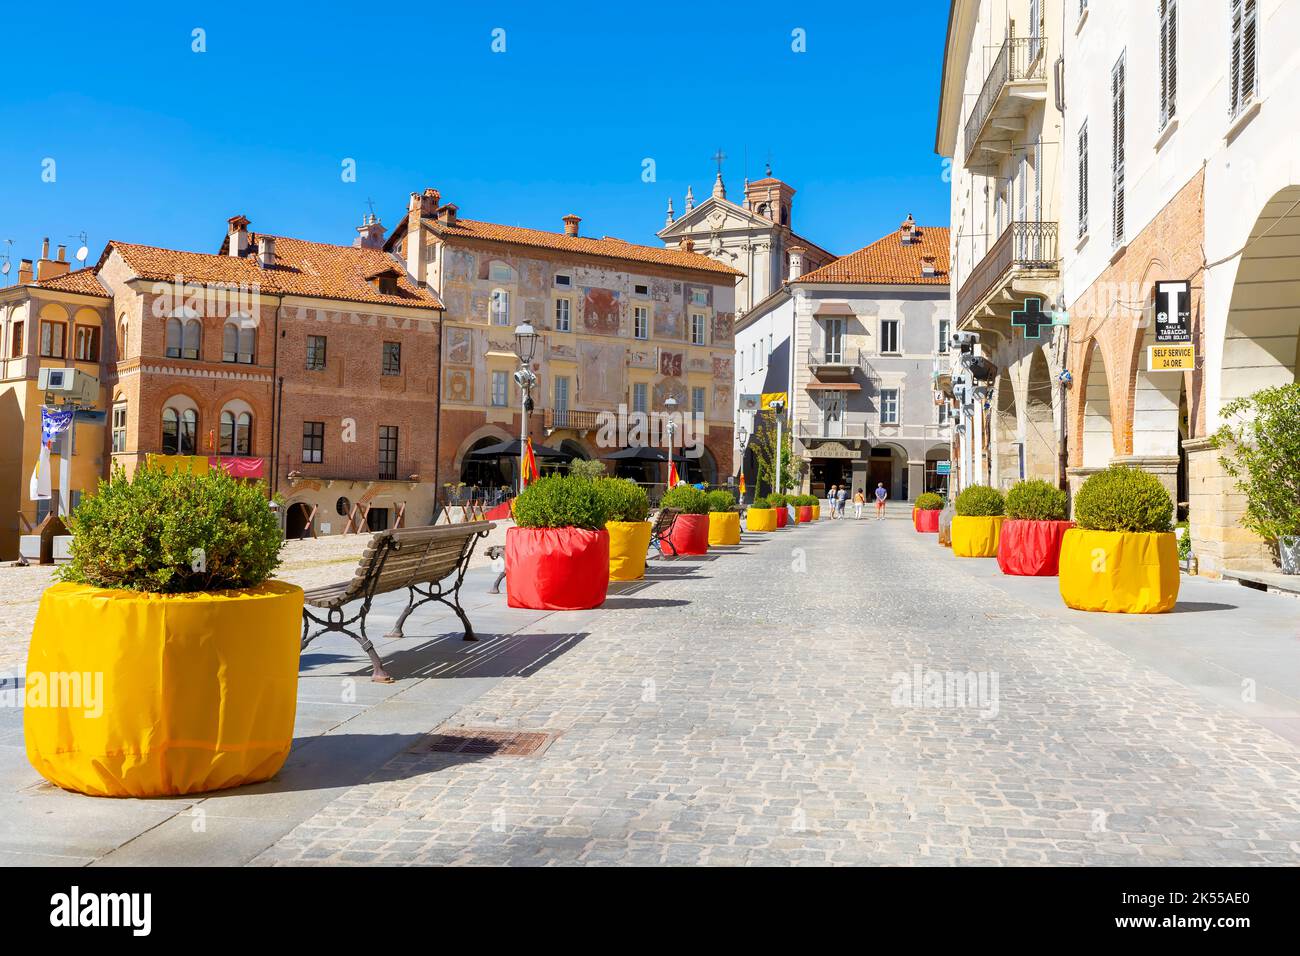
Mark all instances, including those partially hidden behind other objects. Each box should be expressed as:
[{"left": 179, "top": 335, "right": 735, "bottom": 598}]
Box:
[
  {"left": 760, "top": 392, "right": 789, "bottom": 410},
  {"left": 1147, "top": 345, "right": 1195, "bottom": 371}
]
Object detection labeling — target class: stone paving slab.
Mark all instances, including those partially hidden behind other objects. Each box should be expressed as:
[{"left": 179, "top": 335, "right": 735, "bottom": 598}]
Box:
[{"left": 249, "top": 508, "right": 1300, "bottom": 867}]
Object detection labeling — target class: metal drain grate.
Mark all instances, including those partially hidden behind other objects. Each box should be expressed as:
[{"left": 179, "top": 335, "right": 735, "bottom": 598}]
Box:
[{"left": 409, "top": 727, "right": 557, "bottom": 757}]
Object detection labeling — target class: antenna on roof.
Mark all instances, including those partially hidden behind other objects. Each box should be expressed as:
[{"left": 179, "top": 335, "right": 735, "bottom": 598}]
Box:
[
  {"left": 70, "top": 231, "right": 89, "bottom": 263},
  {"left": 1, "top": 239, "right": 11, "bottom": 281}
]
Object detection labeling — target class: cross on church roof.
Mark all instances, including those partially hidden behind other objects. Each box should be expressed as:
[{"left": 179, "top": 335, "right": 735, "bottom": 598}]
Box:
[{"left": 713, "top": 149, "right": 726, "bottom": 174}]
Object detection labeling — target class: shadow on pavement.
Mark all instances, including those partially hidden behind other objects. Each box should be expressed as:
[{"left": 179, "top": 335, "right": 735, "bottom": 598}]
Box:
[
  {"left": 378, "top": 630, "right": 588, "bottom": 680},
  {"left": 600, "top": 597, "right": 691, "bottom": 610},
  {"left": 1170, "top": 601, "right": 1240, "bottom": 613}
]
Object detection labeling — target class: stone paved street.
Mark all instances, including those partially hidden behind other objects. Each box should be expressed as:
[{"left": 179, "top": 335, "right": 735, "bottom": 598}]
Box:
[{"left": 247, "top": 509, "right": 1300, "bottom": 866}]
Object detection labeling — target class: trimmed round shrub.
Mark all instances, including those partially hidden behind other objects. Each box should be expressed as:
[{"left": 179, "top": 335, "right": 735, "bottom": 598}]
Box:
[
  {"left": 660, "top": 484, "right": 710, "bottom": 515},
  {"left": 59, "top": 465, "right": 283, "bottom": 594},
  {"left": 915, "top": 492, "right": 945, "bottom": 511},
  {"left": 1073, "top": 465, "right": 1173, "bottom": 533},
  {"left": 705, "top": 489, "right": 737, "bottom": 513},
  {"left": 595, "top": 477, "right": 649, "bottom": 523},
  {"left": 1004, "top": 479, "right": 1068, "bottom": 521},
  {"left": 512, "top": 475, "right": 608, "bottom": 530},
  {"left": 955, "top": 485, "right": 1005, "bottom": 517},
  {"left": 768, "top": 493, "right": 789, "bottom": 507},
  {"left": 567, "top": 458, "right": 608, "bottom": 481},
  {"left": 750, "top": 495, "right": 772, "bottom": 509}
]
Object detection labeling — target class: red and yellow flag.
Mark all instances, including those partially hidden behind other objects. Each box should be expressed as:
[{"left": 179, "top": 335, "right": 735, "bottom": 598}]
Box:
[
  {"left": 738, "top": 470, "right": 746, "bottom": 497},
  {"left": 667, "top": 460, "right": 680, "bottom": 487},
  {"left": 521, "top": 437, "right": 539, "bottom": 487}
]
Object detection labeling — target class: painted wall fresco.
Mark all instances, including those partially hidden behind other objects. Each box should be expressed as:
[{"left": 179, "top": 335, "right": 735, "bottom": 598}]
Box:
[
  {"left": 582, "top": 288, "right": 621, "bottom": 336},
  {"left": 577, "top": 340, "right": 624, "bottom": 406}
]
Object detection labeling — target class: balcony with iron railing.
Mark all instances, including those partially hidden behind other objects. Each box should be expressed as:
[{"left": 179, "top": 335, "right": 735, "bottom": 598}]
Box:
[
  {"left": 287, "top": 455, "right": 421, "bottom": 484},
  {"left": 806, "top": 347, "right": 866, "bottom": 373},
  {"left": 544, "top": 407, "right": 604, "bottom": 432},
  {"left": 955, "top": 220, "right": 1059, "bottom": 324},
  {"left": 963, "top": 36, "right": 1049, "bottom": 164}
]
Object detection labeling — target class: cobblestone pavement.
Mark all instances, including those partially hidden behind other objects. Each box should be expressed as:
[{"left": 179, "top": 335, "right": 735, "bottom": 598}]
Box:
[{"left": 252, "top": 510, "right": 1300, "bottom": 866}]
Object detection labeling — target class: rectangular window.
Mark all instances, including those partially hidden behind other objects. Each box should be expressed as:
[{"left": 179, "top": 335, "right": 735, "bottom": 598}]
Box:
[
  {"left": 739, "top": 351, "right": 745, "bottom": 378},
  {"left": 306, "top": 335, "right": 327, "bottom": 370},
  {"left": 634, "top": 284, "right": 649, "bottom": 295},
  {"left": 1112, "top": 52, "right": 1127, "bottom": 247},
  {"left": 1029, "top": 0, "right": 1042, "bottom": 60},
  {"left": 938, "top": 319, "right": 951, "bottom": 354},
  {"left": 880, "top": 388, "right": 900, "bottom": 425},
  {"left": 9, "top": 321, "right": 22, "bottom": 358},
  {"left": 74, "top": 326, "right": 99, "bottom": 362},
  {"left": 632, "top": 382, "right": 648, "bottom": 414},
  {"left": 880, "top": 319, "right": 900, "bottom": 355},
  {"left": 302, "top": 421, "right": 324, "bottom": 464},
  {"left": 938, "top": 403, "right": 951, "bottom": 426},
  {"left": 554, "top": 274, "right": 571, "bottom": 287},
  {"left": 1159, "top": 2, "right": 1177, "bottom": 129},
  {"left": 555, "top": 298, "right": 571, "bottom": 332},
  {"left": 691, "top": 289, "right": 708, "bottom": 306},
  {"left": 39, "top": 321, "right": 65, "bottom": 358},
  {"left": 554, "top": 375, "right": 570, "bottom": 411},
  {"left": 1230, "top": 0, "right": 1258, "bottom": 118},
  {"left": 111, "top": 403, "right": 128, "bottom": 453},
  {"left": 382, "top": 341, "right": 401, "bottom": 375},
  {"left": 634, "top": 306, "right": 648, "bottom": 340},
  {"left": 690, "top": 313, "right": 706, "bottom": 346},
  {"left": 491, "top": 370, "right": 509, "bottom": 407},
  {"left": 1077, "top": 121, "right": 1090, "bottom": 238},
  {"left": 367, "top": 507, "right": 390, "bottom": 532},
  {"left": 490, "top": 289, "right": 510, "bottom": 325},
  {"left": 691, "top": 386, "right": 705, "bottom": 416},
  {"left": 378, "top": 426, "right": 398, "bottom": 480}
]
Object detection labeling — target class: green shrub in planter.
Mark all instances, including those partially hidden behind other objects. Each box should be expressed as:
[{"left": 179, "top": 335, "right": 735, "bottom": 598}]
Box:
[
  {"left": 768, "top": 492, "right": 789, "bottom": 508},
  {"left": 58, "top": 466, "right": 283, "bottom": 593},
  {"left": 793, "top": 494, "right": 817, "bottom": 506},
  {"left": 1004, "top": 479, "right": 1068, "bottom": 521},
  {"left": 705, "top": 489, "right": 737, "bottom": 513},
  {"left": 660, "top": 484, "right": 710, "bottom": 515},
  {"left": 955, "top": 485, "right": 1005, "bottom": 517},
  {"left": 1073, "top": 465, "right": 1172, "bottom": 532},
  {"left": 915, "top": 492, "right": 944, "bottom": 511},
  {"left": 595, "top": 477, "right": 649, "bottom": 523},
  {"left": 750, "top": 496, "right": 772, "bottom": 509},
  {"left": 1213, "top": 383, "right": 1300, "bottom": 543},
  {"left": 512, "top": 475, "right": 608, "bottom": 530}
]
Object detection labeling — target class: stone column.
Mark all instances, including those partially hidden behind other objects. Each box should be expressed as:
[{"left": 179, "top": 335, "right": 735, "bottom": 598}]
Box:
[{"left": 1183, "top": 437, "right": 1272, "bottom": 578}]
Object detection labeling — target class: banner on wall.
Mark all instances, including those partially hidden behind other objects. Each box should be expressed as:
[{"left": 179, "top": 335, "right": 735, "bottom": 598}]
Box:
[{"left": 1154, "top": 280, "right": 1192, "bottom": 344}]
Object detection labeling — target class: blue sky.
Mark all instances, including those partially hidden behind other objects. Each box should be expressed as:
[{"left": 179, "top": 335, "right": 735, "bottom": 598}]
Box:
[{"left": 0, "top": 1, "right": 950, "bottom": 272}]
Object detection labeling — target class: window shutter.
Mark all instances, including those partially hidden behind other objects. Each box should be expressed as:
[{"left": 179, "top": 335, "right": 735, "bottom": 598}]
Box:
[
  {"left": 1243, "top": 0, "right": 1257, "bottom": 103},
  {"left": 1167, "top": 2, "right": 1177, "bottom": 121},
  {"left": 1078, "top": 123, "right": 1089, "bottom": 238},
  {"left": 1111, "top": 54, "right": 1126, "bottom": 246},
  {"left": 1230, "top": 0, "right": 1244, "bottom": 115}
]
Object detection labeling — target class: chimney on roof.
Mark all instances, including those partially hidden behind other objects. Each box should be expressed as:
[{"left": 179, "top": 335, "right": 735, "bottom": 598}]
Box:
[
  {"left": 788, "top": 245, "right": 806, "bottom": 281},
  {"left": 900, "top": 213, "right": 916, "bottom": 244},
  {"left": 562, "top": 214, "right": 581, "bottom": 237},
  {"left": 36, "top": 237, "right": 70, "bottom": 281},
  {"left": 921, "top": 255, "right": 937, "bottom": 277},
  {"left": 355, "top": 213, "right": 386, "bottom": 249},
  {"left": 438, "top": 203, "right": 458, "bottom": 227},
  {"left": 257, "top": 235, "right": 276, "bottom": 269},
  {"left": 18, "top": 259, "right": 34, "bottom": 285},
  {"left": 420, "top": 188, "right": 441, "bottom": 217},
  {"left": 228, "top": 215, "right": 250, "bottom": 256}
]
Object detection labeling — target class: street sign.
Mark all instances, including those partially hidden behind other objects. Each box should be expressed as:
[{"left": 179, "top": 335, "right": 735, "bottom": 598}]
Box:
[
  {"left": 935, "top": 461, "right": 952, "bottom": 475},
  {"left": 760, "top": 392, "right": 788, "bottom": 410},
  {"left": 1148, "top": 344, "right": 1195, "bottom": 371},
  {"left": 1154, "top": 280, "right": 1192, "bottom": 344},
  {"left": 737, "top": 393, "right": 762, "bottom": 412}
]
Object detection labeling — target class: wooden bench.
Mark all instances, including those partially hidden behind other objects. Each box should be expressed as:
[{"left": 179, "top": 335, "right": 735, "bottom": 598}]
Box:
[
  {"left": 301, "top": 522, "right": 495, "bottom": 683},
  {"left": 649, "top": 507, "right": 682, "bottom": 558}
]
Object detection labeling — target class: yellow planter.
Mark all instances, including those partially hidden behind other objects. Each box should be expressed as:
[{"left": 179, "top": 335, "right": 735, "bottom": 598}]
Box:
[
  {"left": 708, "top": 511, "right": 741, "bottom": 545},
  {"left": 746, "top": 508, "right": 777, "bottom": 532},
  {"left": 25, "top": 581, "right": 304, "bottom": 797},
  {"left": 607, "top": 520, "right": 652, "bottom": 580},
  {"left": 811, "top": 504, "right": 821, "bottom": 521},
  {"left": 1058, "top": 529, "right": 1180, "bottom": 613},
  {"left": 951, "top": 515, "right": 1005, "bottom": 557}
]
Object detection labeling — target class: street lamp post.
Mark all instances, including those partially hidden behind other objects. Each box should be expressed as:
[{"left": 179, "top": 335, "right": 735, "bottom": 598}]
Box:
[
  {"left": 663, "top": 396, "right": 678, "bottom": 491},
  {"left": 513, "top": 321, "right": 539, "bottom": 496}
]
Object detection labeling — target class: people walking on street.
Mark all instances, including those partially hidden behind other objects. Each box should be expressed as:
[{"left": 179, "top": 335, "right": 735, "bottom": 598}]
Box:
[
  {"left": 853, "top": 488, "right": 864, "bottom": 519},
  {"left": 827, "top": 485, "right": 838, "bottom": 519},
  {"left": 837, "top": 485, "right": 848, "bottom": 518},
  {"left": 874, "top": 482, "right": 888, "bottom": 520}
]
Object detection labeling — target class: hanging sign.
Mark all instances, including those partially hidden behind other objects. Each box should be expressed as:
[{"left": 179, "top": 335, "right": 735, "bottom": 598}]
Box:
[
  {"left": 1154, "top": 280, "right": 1192, "bottom": 344},
  {"left": 760, "top": 392, "right": 788, "bottom": 410},
  {"left": 1148, "top": 344, "right": 1195, "bottom": 371},
  {"left": 737, "top": 393, "right": 762, "bottom": 412}
]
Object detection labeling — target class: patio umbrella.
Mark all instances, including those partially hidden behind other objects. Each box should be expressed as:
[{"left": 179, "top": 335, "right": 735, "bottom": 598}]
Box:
[
  {"left": 469, "top": 438, "right": 568, "bottom": 459},
  {"left": 602, "top": 445, "right": 668, "bottom": 461}
]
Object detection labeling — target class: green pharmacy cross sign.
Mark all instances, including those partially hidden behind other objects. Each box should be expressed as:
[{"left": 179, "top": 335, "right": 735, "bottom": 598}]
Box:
[{"left": 1011, "top": 297, "right": 1059, "bottom": 339}]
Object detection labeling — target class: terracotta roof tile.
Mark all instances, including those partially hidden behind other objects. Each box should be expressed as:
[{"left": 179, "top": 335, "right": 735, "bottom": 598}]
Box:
[
  {"left": 35, "top": 267, "right": 110, "bottom": 298},
  {"left": 423, "top": 217, "right": 743, "bottom": 277},
  {"left": 795, "top": 226, "right": 950, "bottom": 285},
  {"left": 108, "top": 235, "right": 443, "bottom": 310}
]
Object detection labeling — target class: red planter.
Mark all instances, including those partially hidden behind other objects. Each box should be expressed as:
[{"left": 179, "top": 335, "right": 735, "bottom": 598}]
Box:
[
  {"left": 997, "top": 519, "right": 1075, "bottom": 576},
  {"left": 915, "top": 508, "right": 940, "bottom": 533},
  {"left": 506, "top": 527, "right": 610, "bottom": 610},
  {"left": 796, "top": 505, "right": 814, "bottom": 524},
  {"left": 665, "top": 512, "right": 710, "bottom": 555},
  {"left": 774, "top": 507, "right": 788, "bottom": 528}
]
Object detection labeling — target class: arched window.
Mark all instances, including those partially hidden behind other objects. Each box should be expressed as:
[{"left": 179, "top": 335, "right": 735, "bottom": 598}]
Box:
[
  {"left": 117, "top": 314, "right": 128, "bottom": 360},
  {"left": 165, "top": 318, "right": 182, "bottom": 357},
  {"left": 162, "top": 398, "right": 198, "bottom": 455},
  {"left": 222, "top": 320, "right": 255, "bottom": 364},
  {"left": 219, "top": 399, "right": 254, "bottom": 455},
  {"left": 182, "top": 319, "right": 201, "bottom": 360}
]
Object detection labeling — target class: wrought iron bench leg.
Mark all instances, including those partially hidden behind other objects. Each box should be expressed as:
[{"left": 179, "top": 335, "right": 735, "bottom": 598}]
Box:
[
  {"left": 490, "top": 569, "right": 506, "bottom": 594},
  {"left": 385, "top": 587, "right": 419, "bottom": 640}
]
